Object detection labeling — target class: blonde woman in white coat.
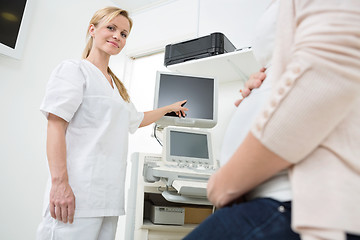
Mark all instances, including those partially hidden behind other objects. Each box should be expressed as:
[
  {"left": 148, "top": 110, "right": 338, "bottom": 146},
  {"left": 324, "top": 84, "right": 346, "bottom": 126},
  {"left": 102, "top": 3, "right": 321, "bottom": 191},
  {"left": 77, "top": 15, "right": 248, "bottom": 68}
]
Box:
[{"left": 37, "top": 6, "right": 188, "bottom": 240}]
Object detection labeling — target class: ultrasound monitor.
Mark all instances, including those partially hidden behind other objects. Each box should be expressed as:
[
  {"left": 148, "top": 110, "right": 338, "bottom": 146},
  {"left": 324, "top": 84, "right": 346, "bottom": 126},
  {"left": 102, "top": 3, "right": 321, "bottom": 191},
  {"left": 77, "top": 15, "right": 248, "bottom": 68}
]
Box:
[
  {"left": 153, "top": 71, "right": 218, "bottom": 128},
  {"left": 163, "top": 127, "right": 214, "bottom": 166}
]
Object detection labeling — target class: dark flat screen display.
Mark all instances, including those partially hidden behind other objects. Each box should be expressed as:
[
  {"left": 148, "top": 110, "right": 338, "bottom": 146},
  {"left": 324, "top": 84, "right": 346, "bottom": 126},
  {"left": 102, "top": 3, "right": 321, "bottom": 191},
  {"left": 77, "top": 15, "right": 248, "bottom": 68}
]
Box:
[
  {"left": 170, "top": 131, "right": 209, "bottom": 159},
  {"left": 158, "top": 73, "right": 214, "bottom": 120},
  {"left": 0, "top": 0, "right": 27, "bottom": 49}
]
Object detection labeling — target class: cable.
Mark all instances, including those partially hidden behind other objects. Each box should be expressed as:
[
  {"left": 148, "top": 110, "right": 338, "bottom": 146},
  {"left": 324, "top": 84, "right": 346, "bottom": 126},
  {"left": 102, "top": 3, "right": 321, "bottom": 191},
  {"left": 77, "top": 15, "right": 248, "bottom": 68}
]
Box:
[{"left": 154, "top": 124, "right": 163, "bottom": 146}]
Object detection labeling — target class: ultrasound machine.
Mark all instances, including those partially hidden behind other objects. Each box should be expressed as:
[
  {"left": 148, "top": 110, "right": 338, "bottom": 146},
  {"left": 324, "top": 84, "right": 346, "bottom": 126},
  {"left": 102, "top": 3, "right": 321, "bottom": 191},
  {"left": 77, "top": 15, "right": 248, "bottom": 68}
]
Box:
[{"left": 142, "top": 71, "right": 219, "bottom": 205}]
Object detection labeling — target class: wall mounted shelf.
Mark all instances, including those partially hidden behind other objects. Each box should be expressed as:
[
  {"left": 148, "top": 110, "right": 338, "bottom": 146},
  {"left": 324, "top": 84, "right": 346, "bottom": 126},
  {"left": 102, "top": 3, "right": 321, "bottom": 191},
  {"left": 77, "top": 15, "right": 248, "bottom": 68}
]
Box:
[{"left": 167, "top": 48, "right": 262, "bottom": 83}]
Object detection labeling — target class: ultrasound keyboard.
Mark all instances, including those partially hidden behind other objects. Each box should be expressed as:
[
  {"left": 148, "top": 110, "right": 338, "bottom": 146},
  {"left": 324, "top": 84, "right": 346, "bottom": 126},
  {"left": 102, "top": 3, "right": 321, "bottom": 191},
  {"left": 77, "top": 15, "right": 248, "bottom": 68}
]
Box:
[{"left": 143, "top": 154, "right": 217, "bottom": 185}]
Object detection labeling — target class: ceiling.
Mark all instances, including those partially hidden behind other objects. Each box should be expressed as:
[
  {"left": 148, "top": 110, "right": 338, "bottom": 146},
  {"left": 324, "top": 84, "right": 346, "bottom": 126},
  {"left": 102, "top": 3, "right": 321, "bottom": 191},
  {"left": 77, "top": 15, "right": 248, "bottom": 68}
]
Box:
[{"left": 112, "top": 0, "right": 171, "bottom": 13}]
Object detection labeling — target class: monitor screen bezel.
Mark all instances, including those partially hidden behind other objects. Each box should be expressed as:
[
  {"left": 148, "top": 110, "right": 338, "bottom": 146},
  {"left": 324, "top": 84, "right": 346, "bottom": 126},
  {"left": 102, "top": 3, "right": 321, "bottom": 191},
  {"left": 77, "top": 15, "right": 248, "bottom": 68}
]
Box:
[
  {"left": 153, "top": 71, "right": 218, "bottom": 128},
  {"left": 163, "top": 127, "right": 214, "bottom": 166}
]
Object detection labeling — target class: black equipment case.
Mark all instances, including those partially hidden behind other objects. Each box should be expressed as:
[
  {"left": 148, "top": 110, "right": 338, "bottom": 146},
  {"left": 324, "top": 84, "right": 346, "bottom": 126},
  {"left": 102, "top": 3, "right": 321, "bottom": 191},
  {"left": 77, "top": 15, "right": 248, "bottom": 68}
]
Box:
[{"left": 164, "top": 32, "right": 236, "bottom": 67}]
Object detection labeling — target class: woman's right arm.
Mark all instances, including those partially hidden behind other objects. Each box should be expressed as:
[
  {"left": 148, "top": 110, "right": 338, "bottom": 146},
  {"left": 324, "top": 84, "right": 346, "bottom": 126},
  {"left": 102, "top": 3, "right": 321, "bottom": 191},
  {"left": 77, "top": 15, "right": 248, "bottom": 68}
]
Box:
[{"left": 47, "top": 113, "right": 75, "bottom": 224}]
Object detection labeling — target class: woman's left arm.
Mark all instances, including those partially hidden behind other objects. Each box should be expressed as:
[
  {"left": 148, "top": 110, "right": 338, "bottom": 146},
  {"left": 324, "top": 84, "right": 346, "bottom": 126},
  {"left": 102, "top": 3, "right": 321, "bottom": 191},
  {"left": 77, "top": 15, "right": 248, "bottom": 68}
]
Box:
[
  {"left": 139, "top": 100, "right": 188, "bottom": 128},
  {"left": 207, "top": 132, "right": 291, "bottom": 208}
]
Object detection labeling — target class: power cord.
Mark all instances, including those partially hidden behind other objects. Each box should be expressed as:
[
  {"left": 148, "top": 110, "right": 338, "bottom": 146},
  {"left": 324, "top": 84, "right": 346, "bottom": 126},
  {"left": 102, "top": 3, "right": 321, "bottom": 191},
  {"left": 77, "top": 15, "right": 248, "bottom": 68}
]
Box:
[{"left": 153, "top": 124, "right": 163, "bottom": 146}]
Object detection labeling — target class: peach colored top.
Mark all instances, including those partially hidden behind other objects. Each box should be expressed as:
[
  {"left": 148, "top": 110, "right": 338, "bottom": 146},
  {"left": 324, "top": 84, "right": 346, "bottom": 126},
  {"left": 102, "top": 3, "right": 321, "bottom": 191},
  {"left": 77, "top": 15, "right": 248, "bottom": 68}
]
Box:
[{"left": 251, "top": 0, "right": 360, "bottom": 236}]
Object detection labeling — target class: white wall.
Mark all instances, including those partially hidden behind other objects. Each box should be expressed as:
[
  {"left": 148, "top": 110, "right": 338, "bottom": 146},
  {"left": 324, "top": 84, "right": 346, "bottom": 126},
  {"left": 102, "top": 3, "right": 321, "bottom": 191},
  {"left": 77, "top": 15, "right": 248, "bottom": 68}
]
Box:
[
  {"left": 0, "top": 0, "right": 269, "bottom": 239},
  {"left": 198, "top": 0, "right": 270, "bottom": 49},
  {"left": 125, "top": 0, "right": 199, "bottom": 58},
  {"left": 0, "top": 0, "right": 127, "bottom": 239},
  {"left": 125, "top": 0, "right": 269, "bottom": 58}
]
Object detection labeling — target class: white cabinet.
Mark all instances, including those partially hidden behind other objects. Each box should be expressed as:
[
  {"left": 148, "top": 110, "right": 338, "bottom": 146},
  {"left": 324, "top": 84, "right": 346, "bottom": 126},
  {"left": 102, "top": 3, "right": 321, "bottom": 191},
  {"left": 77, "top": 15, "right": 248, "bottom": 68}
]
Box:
[{"left": 125, "top": 153, "right": 211, "bottom": 240}]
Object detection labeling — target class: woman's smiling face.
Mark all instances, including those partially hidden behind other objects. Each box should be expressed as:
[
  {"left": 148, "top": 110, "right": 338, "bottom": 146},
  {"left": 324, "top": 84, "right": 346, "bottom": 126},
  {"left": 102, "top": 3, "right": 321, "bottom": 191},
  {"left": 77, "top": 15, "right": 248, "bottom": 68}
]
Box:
[{"left": 89, "top": 14, "right": 130, "bottom": 56}]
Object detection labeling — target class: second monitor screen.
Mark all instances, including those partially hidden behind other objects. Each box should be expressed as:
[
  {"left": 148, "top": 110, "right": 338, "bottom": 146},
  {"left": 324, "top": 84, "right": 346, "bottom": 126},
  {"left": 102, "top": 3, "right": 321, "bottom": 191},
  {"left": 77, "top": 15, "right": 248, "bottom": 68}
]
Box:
[
  {"left": 157, "top": 73, "right": 215, "bottom": 120},
  {"left": 170, "top": 130, "right": 209, "bottom": 159}
]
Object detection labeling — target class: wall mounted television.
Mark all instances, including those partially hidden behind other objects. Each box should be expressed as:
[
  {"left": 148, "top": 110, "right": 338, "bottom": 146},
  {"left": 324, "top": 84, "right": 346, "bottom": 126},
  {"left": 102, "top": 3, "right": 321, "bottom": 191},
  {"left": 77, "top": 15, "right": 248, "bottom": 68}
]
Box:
[{"left": 0, "top": 0, "right": 33, "bottom": 59}]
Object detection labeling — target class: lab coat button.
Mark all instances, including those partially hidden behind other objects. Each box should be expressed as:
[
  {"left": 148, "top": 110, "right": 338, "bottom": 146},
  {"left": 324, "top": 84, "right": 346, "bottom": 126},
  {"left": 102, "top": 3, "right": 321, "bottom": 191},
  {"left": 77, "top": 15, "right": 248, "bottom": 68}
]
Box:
[
  {"left": 285, "top": 78, "right": 292, "bottom": 86},
  {"left": 256, "top": 123, "right": 262, "bottom": 131}
]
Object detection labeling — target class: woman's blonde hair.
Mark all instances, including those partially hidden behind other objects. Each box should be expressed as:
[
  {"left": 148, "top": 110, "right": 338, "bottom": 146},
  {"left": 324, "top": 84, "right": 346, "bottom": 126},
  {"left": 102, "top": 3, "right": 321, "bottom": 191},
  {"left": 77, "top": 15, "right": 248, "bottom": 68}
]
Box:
[{"left": 82, "top": 7, "right": 132, "bottom": 102}]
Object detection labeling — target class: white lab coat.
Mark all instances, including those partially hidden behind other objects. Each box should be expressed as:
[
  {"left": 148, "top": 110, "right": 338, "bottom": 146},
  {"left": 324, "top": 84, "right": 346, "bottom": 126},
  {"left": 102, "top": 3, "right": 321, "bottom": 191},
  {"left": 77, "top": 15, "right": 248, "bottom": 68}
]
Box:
[{"left": 40, "top": 59, "right": 144, "bottom": 218}]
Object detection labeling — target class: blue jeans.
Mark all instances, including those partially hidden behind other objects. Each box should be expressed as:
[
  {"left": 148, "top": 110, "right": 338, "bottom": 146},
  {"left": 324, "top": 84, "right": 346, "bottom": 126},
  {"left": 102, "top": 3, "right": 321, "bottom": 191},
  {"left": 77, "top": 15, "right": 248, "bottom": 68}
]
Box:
[{"left": 183, "top": 198, "right": 300, "bottom": 240}]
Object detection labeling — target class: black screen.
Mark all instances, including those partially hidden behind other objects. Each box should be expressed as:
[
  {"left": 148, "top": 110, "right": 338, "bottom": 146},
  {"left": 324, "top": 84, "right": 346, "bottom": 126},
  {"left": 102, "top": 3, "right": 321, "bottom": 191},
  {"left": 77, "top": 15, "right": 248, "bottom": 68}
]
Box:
[
  {"left": 170, "top": 131, "right": 209, "bottom": 159},
  {"left": 0, "top": 0, "right": 27, "bottom": 49},
  {"left": 158, "top": 73, "right": 214, "bottom": 120}
]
